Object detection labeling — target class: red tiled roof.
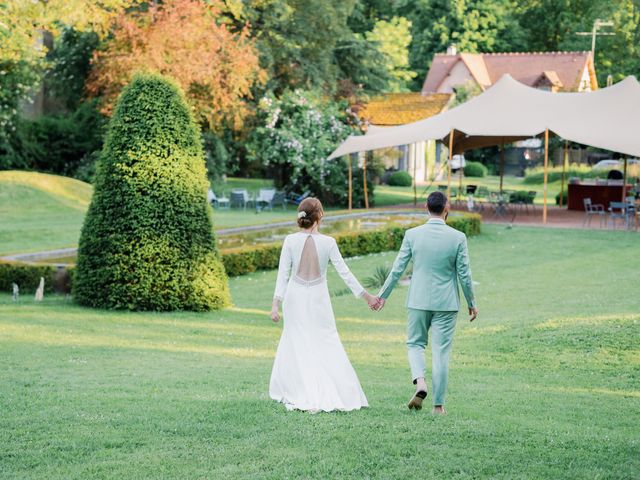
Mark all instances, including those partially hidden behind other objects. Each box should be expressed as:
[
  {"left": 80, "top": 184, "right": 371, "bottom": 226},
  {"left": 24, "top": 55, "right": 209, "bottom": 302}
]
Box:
[
  {"left": 358, "top": 93, "right": 452, "bottom": 126},
  {"left": 422, "top": 51, "right": 596, "bottom": 93}
]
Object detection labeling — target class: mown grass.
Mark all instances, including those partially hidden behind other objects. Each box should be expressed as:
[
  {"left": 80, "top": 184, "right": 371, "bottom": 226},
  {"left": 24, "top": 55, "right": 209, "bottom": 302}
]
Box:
[{"left": 1, "top": 225, "right": 638, "bottom": 479}]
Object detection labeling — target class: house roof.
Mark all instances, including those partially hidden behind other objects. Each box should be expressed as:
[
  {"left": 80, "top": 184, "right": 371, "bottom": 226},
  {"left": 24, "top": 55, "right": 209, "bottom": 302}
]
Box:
[
  {"left": 422, "top": 51, "right": 596, "bottom": 93},
  {"left": 535, "top": 70, "right": 563, "bottom": 88},
  {"left": 358, "top": 92, "right": 452, "bottom": 126}
]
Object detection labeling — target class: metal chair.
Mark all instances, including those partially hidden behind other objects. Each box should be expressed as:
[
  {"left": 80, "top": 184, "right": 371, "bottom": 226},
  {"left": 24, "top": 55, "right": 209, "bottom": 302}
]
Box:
[
  {"left": 256, "top": 188, "right": 276, "bottom": 211},
  {"left": 583, "top": 198, "right": 605, "bottom": 227},
  {"left": 230, "top": 190, "right": 248, "bottom": 210},
  {"left": 286, "top": 190, "right": 310, "bottom": 205},
  {"left": 272, "top": 191, "right": 287, "bottom": 210},
  {"left": 608, "top": 201, "right": 629, "bottom": 229}
]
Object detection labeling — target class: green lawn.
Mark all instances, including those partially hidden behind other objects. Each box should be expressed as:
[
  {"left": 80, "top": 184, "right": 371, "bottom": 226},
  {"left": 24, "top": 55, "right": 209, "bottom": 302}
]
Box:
[
  {"left": 1, "top": 225, "right": 638, "bottom": 479},
  {"left": 0, "top": 172, "right": 351, "bottom": 255},
  {"left": 376, "top": 175, "right": 563, "bottom": 207}
]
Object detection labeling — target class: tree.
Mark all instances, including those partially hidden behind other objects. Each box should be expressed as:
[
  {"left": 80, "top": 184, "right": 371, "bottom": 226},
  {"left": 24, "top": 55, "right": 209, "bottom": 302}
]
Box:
[
  {"left": 86, "top": 0, "right": 264, "bottom": 131},
  {"left": 365, "top": 17, "right": 416, "bottom": 91},
  {"left": 247, "top": 90, "right": 371, "bottom": 207},
  {"left": 0, "top": 0, "right": 134, "bottom": 158},
  {"left": 516, "top": 0, "right": 640, "bottom": 85},
  {"left": 74, "top": 73, "right": 231, "bottom": 311},
  {"left": 396, "top": 0, "right": 525, "bottom": 88}
]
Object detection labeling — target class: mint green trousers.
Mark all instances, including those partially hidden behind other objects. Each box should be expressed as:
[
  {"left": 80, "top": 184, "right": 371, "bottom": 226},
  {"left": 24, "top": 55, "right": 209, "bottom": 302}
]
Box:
[{"left": 406, "top": 308, "right": 458, "bottom": 406}]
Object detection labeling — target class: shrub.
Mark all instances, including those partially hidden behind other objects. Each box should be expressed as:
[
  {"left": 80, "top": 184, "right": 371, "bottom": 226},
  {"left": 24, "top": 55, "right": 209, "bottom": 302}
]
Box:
[
  {"left": 0, "top": 261, "right": 57, "bottom": 294},
  {"left": 387, "top": 171, "right": 413, "bottom": 186},
  {"left": 464, "top": 161, "right": 487, "bottom": 178},
  {"left": 0, "top": 102, "right": 105, "bottom": 179},
  {"left": 74, "top": 73, "right": 230, "bottom": 311}
]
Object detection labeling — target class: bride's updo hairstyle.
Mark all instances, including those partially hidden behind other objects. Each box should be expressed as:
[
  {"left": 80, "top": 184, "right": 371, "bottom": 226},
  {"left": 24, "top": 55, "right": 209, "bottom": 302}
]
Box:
[{"left": 297, "top": 197, "right": 324, "bottom": 229}]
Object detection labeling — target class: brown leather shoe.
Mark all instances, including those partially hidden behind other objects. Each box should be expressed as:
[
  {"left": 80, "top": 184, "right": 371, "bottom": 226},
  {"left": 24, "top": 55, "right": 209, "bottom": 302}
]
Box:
[{"left": 407, "top": 390, "right": 427, "bottom": 410}]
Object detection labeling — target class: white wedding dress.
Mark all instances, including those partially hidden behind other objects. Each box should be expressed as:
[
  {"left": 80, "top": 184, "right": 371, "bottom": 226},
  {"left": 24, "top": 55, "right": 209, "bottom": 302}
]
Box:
[{"left": 269, "top": 232, "right": 369, "bottom": 412}]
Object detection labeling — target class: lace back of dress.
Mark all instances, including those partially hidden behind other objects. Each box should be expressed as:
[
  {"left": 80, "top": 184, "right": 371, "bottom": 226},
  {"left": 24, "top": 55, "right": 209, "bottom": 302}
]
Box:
[{"left": 296, "top": 235, "right": 321, "bottom": 282}]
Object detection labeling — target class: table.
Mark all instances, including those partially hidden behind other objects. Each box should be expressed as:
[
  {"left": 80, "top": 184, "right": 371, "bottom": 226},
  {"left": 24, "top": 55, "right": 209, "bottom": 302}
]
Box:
[{"left": 567, "top": 183, "right": 632, "bottom": 211}]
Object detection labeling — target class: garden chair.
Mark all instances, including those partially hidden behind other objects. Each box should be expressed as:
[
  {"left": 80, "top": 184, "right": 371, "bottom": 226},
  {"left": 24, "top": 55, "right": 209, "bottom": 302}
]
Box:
[
  {"left": 207, "top": 189, "right": 217, "bottom": 208},
  {"left": 230, "top": 189, "right": 248, "bottom": 210},
  {"left": 583, "top": 198, "right": 605, "bottom": 227},
  {"left": 256, "top": 188, "right": 276, "bottom": 212},
  {"left": 607, "top": 201, "right": 629, "bottom": 229},
  {"left": 286, "top": 190, "right": 310, "bottom": 205},
  {"left": 272, "top": 191, "right": 287, "bottom": 210}
]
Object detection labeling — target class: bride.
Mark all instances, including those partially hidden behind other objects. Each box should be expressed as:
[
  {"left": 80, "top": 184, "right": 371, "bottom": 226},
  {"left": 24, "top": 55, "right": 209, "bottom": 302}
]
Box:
[{"left": 269, "top": 197, "right": 379, "bottom": 412}]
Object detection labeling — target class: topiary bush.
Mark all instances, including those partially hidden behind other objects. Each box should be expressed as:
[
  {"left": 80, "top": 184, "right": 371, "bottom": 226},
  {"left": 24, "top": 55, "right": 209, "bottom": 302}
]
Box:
[
  {"left": 74, "top": 73, "right": 230, "bottom": 311},
  {"left": 387, "top": 171, "right": 413, "bottom": 186},
  {"left": 463, "top": 161, "right": 487, "bottom": 178}
]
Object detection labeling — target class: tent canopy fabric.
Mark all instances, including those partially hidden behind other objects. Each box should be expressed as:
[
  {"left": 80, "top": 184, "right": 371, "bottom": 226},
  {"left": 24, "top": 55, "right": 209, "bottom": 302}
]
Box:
[{"left": 329, "top": 75, "right": 640, "bottom": 159}]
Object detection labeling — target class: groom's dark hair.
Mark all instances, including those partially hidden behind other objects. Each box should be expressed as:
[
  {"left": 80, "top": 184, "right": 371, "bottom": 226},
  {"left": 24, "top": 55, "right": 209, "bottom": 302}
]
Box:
[{"left": 427, "top": 191, "right": 447, "bottom": 215}]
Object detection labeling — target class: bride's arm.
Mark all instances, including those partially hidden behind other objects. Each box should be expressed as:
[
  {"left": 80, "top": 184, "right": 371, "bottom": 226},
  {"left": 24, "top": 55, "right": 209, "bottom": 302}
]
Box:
[
  {"left": 271, "top": 237, "right": 291, "bottom": 322},
  {"left": 329, "top": 238, "right": 366, "bottom": 298}
]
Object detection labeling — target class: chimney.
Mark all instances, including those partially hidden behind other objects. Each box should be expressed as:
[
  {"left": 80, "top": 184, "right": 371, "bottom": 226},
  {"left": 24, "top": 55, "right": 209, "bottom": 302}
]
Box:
[{"left": 446, "top": 44, "right": 457, "bottom": 55}]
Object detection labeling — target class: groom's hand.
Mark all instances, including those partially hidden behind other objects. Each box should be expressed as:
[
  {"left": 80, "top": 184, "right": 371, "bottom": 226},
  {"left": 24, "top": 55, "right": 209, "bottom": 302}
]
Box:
[
  {"left": 374, "top": 297, "right": 385, "bottom": 311},
  {"left": 468, "top": 307, "right": 478, "bottom": 322}
]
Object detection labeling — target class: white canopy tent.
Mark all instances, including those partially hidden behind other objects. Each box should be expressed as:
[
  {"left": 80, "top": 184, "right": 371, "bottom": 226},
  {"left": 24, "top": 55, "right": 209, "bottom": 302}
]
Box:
[{"left": 331, "top": 75, "right": 640, "bottom": 221}]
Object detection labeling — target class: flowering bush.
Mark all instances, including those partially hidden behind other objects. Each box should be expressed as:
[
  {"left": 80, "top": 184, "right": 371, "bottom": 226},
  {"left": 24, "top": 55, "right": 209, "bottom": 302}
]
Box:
[{"left": 248, "top": 90, "right": 371, "bottom": 207}]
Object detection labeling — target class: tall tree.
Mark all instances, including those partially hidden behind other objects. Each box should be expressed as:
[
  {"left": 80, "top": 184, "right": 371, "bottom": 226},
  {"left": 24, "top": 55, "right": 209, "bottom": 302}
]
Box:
[
  {"left": 397, "top": 0, "right": 525, "bottom": 88},
  {"left": 365, "top": 17, "right": 416, "bottom": 91},
  {"left": 86, "top": 0, "right": 264, "bottom": 131}
]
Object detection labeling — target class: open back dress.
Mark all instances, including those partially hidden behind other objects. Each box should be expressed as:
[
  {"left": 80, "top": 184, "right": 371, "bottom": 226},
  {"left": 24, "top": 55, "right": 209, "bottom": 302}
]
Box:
[{"left": 270, "top": 232, "right": 368, "bottom": 412}]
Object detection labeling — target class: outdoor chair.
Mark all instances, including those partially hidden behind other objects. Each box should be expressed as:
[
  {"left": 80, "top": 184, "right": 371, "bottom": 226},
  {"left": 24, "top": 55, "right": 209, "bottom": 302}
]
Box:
[
  {"left": 256, "top": 188, "right": 276, "bottom": 211},
  {"left": 583, "top": 198, "right": 605, "bottom": 227},
  {"left": 207, "top": 189, "right": 217, "bottom": 208},
  {"left": 208, "top": 189, "right": 230, "bottom": 209},
  {"left": 608, "top": 201, "right": 629, "bottom": 229},
  {"left": 272, "top": 191, "right": 287, "bottom": 210},
  {"left": 287, "top": 190, "right": 310, "bottom": 205},
  {"left": 230, "top": 189, "right": 249, "bottom": 210},
  {"left": 217, "top": 191, "right": 230, "bottom": 209}
]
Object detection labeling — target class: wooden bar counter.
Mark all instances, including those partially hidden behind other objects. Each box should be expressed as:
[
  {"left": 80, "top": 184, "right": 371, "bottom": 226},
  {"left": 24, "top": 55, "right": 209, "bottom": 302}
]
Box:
[{"left": 567, "top": 181, "right": 631, "bottom": 211}]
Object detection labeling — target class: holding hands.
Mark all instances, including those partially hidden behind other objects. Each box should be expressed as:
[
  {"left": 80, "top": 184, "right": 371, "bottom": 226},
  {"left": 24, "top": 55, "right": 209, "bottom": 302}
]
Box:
[{"left": 363, "top": 292, "right": 385, "bottom": 311}]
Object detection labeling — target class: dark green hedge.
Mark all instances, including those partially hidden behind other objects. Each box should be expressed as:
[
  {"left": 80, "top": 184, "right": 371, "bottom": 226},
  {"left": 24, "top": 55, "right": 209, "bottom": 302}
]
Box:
[
  {"left": 221, "top": 213, "right": 481, "bottom": 277},
  {"left": 388, "top": 171, "right": 413, "bottom": 186},
  {"left": 0, "top": 262, "right": 74, "bottom": 294},
  {"left": 464, "top": 161, "right": 488, "bottom": 178},
  {"left": 74, "top": 73, "right": 230, "bottom": 311}
]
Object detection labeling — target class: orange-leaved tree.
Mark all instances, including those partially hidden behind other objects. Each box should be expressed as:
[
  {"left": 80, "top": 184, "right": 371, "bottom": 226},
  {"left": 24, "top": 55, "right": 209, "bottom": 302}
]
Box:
[{"left": 86, "top": 0, "right": 264, "bottom": 130}]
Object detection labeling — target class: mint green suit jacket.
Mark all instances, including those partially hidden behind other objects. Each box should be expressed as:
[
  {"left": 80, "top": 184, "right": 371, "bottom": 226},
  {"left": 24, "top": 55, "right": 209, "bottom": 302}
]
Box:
[{"left": 378, "top": 218, "right": 476, "bottom": 311}]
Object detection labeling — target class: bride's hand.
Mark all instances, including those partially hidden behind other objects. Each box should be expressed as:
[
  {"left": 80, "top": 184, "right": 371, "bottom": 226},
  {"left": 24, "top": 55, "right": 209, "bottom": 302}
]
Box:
[
  {"left": 362, "top": 292, "right": 380, "bottom": 310},
  {"left": 270, "top": 300, "right": 281, "bottom": 323}
]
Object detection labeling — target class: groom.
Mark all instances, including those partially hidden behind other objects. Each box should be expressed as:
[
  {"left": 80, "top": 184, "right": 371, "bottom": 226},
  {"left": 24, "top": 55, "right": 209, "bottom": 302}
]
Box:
[{"left": 374, "top": 191, "right": 477, "bottom": 414}]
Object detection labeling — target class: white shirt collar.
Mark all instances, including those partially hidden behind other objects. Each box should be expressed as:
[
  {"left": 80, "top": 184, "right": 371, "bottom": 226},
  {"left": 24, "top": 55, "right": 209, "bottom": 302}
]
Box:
[{"left": 427, "top": 217, "right": 446, "bottom": 224}]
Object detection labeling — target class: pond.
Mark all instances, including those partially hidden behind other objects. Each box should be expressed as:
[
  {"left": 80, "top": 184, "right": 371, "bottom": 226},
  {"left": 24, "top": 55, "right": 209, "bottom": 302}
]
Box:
[
  {"left": 21, "top": 211, "right": 448, "bottom": 266},
  {"left": 217, "top": 212, "right": 428, "bottom": 250}
]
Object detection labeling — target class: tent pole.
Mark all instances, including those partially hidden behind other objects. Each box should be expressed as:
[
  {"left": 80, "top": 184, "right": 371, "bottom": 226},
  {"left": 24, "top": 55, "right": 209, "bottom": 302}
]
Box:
[
  {"left": 543, "top": 129, "right": 549, "bottom": 224},
  {"left": 363, "top": 152, "right": 369, "bottom": 209},
  {"left": 348, "top": 153, "right": 353, "bottom": 211},
  {"left": 458, "top": 152, "right": 463, "bottom": 204},
  {"left": 560, "top": 141, "right": 568, "bottom": 207},
  {"left": 499, "top": 139, "right": 505, "bottom": 193},
  {"left": 622, "top": 156, "right": 628, "bottom": 202},
  {"left": 447, "top": 129, "right": 454, "bottom": 203},
  {"left": 413, "top": 144, "right": 418, "bottom": 207}
]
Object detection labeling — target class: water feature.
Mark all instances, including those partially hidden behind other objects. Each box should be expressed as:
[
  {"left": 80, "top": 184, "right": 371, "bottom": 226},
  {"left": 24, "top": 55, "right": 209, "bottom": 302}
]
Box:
[{"left": 7, "top": 210, "right": 448, "bottom": 266}]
